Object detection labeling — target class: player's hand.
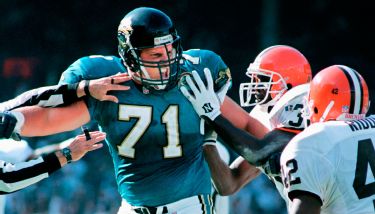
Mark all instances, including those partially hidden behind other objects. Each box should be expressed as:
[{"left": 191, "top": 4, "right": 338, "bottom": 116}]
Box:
[
  {"left": 0, "top": 111, "right": 18, "bottom": 139},
  {"left": 87, "top": 73, "right": 132, "bottom": 103},
  {"left": 68, "top": 131, "right": 105, "bottom": 161},
  {"left": 180, "top": 68, "right": 221, "bottom": 121}
]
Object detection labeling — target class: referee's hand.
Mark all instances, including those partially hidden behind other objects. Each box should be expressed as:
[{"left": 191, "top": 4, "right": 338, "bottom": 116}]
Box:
[{"left": 68, "top": 131, "right": 105, "bottom": 162}]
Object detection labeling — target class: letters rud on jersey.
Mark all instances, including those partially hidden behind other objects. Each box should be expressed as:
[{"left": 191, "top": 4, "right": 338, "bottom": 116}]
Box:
[{"left": 347, "top": 116, "right": 375, "bottom": 132}]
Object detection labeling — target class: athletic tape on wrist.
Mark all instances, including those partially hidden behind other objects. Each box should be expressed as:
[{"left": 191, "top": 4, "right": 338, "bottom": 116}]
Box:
[{"left": 203, "top": 141, "right": 217, "bottom": 147}]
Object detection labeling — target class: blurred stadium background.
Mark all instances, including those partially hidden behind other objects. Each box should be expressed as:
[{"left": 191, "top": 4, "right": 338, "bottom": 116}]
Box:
[{"left": 0, "top": 0, "right": 374, "bottom": 213}]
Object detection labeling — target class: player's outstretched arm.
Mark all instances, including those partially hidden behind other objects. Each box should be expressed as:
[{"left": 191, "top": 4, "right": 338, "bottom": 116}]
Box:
[
  {"left": 0, "top": 73, "right": 131, "bottom": 112},
  {"left": 16, "top": 101, "right": 90, "bottom": 137},
  {"left": 206, "top": 116, "right": 292, "bottom": 165},
  {"left": 203, "top": 147, "right": 260, "bottom": 195},
  {"left": 0, "top": 100, "right": 89, "bottom": 139}
]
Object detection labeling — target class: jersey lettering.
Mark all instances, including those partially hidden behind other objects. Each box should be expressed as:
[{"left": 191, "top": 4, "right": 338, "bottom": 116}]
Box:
[{"left": 348, "top": 117, "right": 375, "bottom": 132}]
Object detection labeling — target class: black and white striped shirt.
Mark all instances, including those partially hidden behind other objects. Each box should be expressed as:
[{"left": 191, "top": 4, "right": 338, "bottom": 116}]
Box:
[
  {"left": 0, "top": 82, "right": 79, "bottom": 193},
  {"left": 0, "top": 83, "right": 79, "bottom": 112},
  {"left": 0, "top": 153, "right": 61, "bottom": 194}
]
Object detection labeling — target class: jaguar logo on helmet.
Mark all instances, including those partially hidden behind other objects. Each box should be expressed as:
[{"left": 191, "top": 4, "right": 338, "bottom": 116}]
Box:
[
  {"left": 118, "top": 19, "right": 133, "bottom": 36},
  {"left": 215, "top": 68, "right": 232, "bottom": 84}
]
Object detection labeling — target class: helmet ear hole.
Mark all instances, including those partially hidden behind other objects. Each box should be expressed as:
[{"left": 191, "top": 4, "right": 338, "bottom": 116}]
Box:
[
  {"left": 314, "top": 107, "right": 318, "bottom": 114},
  {"left": 286, "top": 83, "right": 293, "bottom": 90}
]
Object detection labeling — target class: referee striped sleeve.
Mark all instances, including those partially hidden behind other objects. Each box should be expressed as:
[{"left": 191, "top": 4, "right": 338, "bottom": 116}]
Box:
[{"left": 0, "top": 152, "right": 61, "bottom": 194}]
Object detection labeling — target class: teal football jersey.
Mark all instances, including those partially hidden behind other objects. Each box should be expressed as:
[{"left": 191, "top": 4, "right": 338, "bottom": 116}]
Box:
[{"left": 59, "top": 50, "right": 231, "bottom": 206}]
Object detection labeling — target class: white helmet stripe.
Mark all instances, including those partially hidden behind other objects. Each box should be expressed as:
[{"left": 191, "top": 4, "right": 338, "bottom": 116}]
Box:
[{"left": 338, "top": 65, "right": 362, "bottom": 114}]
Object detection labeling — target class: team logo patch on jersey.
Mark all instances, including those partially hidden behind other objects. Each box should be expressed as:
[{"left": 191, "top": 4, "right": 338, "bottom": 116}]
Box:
[{"left": 177, "top": 72, "right": 193, "bottom": 89}]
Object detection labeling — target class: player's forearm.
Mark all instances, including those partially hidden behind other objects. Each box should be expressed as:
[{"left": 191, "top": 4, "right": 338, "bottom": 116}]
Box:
[
  {"left": 203, "top": 146, "right": 239, "bottom": 195},
  {"left": 204, "top": 146, "right": 260, "bottom": 195},
  {"left": 208, "top": 115, "right": 292, "bottom": 165},
  {"left": 244, "top": 115, "right": 270, "bottom": 138},
  {"left": 16, "top": 101, "right": 89, "bottom": 137},
  {"left": 206, "top": 115, "right": 266, "bottom": 165},
  {"left": 221, "top": 97, "right": 269, "bottom": 138},
  {"left": 229, "top": 156, "right": 261, "bottom": 190}
]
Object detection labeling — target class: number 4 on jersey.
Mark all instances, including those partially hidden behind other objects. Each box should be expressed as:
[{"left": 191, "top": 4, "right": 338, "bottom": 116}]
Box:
[{"left": 353, "top": 138, "right": 375, "bottom": 209}]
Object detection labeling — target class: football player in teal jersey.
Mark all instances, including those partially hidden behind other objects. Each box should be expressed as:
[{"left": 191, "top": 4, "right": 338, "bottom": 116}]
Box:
[{"left": 3, "top": 7, "right": 269, "bottom": 214}]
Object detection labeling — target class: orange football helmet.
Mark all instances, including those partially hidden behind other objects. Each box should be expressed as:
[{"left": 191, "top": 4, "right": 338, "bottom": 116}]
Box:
[
  {"left": 239, "top": 45, "right": 312, "bottom": 107},
  {"left": 308, "top": 65, "right": 370, "bottom": 123}
]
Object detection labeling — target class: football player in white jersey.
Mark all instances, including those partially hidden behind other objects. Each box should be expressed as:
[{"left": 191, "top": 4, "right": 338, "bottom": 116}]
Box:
[
  {"left": 181, "top": 45, "right": 313, "bottom": 202},
  {"left": 280, "top": 65, "right": 374, "bottom": 214},
  {"left": 240, "top": 45, "right": 312, "bottom": 131}
]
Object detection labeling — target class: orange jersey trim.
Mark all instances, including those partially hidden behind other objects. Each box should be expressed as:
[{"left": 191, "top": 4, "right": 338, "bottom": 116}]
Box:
[{"left": 276, "top": 127, "right": 303, "bottom": 134}]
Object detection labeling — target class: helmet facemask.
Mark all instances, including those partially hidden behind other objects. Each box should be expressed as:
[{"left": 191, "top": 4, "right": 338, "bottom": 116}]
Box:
[
  {"left": 117, "top": 7, "right": 183, "bottom": 92},
  {"left": 239, "top": 45, "right": 312, "bottom": 109},
  {"left": 239, "top": 64, "right": 288, "bottom": 107},
  {"left": 118, "top": 33, "right": 182, "bottom": 91}
]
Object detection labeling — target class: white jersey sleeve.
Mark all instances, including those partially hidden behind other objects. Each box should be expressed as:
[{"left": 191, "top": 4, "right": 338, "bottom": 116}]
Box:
[
  {"left": 280, "top": 116, "right": 375, "bottom": 214},
  {"left": 268, "top": 84, "right": 309, "bottom": 130}
]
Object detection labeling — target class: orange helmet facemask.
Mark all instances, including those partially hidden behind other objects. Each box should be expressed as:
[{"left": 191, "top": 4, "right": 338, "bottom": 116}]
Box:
[
  {"left": 307, "top": 65, "right": 370, "bottom": 124},
  {"left": 239, "top": 45, "right": 312, "bottom": 107}
]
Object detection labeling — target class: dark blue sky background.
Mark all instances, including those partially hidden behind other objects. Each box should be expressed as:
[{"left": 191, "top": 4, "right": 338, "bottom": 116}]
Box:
[{"left": 0, "top": 0, "right": 374, "bottom": 113}]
